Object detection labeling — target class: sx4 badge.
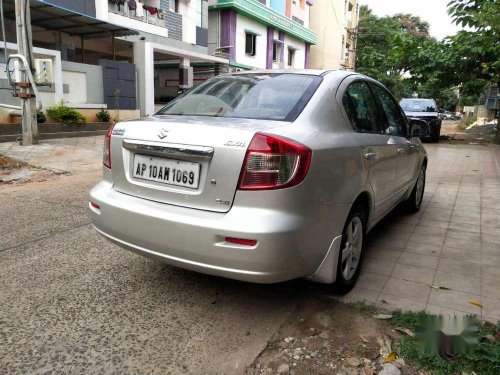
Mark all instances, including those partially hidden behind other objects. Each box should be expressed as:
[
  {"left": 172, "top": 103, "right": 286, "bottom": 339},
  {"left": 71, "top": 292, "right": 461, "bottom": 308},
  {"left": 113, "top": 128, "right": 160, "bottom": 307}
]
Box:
[{"left": 112, "top": 128, "right": 125, "bottom": 136}]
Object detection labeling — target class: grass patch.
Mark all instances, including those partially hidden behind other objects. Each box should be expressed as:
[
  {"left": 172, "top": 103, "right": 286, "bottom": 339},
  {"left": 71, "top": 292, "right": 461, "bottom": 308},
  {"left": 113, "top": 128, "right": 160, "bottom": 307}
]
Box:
[
  {"left": 0, "top": 155, "right": 26, "bottom": 170},
  {"left": 390, "top": 310, "right": 500, "bottom": 375},
  {"left": 345, "top": 300, "right": 378, "bottom": 314}
]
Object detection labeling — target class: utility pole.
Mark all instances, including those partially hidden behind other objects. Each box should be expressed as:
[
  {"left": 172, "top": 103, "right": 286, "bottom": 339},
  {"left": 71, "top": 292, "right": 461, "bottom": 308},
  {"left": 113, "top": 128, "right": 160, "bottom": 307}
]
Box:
[{"left": 15, "top": 0, "right": 38, "bottom": 145}]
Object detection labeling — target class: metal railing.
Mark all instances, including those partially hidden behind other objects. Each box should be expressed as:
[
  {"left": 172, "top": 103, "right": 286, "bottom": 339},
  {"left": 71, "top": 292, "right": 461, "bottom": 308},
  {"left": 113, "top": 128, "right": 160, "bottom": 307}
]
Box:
[{"left": 108, "top": 0, "right": 166, "bottom": 28}]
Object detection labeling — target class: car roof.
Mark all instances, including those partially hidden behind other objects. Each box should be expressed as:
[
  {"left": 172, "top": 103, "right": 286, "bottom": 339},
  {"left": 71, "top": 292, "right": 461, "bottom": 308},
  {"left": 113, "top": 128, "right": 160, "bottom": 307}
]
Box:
[
  {"left": 221, "top": 69, "right": 357, "bottom": 78},
  {"left": 400, "top": 98, "right": 436, "bottom": 101}
]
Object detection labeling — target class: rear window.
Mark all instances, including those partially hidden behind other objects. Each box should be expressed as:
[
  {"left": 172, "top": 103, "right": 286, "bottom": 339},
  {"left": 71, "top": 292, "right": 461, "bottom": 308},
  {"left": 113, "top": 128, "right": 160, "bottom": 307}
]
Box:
[
  {"left": 155, "top": 73, "right": 322, "bottom": 122},
  {"left": 399, "top": 99, "right": 437, "bottom": 112}
]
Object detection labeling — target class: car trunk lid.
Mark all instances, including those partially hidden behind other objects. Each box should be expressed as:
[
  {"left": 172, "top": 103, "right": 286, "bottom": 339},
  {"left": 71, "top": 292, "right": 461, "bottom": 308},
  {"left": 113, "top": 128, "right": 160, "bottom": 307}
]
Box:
[{"left": 109, "top": 116, "right": 288, "bottom": 213}]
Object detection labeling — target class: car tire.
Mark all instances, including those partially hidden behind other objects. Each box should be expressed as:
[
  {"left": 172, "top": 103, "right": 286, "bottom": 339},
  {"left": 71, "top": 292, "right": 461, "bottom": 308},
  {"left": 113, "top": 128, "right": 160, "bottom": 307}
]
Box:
[
  {"left": 332, "top": 205, "right": 367, "bottom": 294},
  {"left": 405, "top": 165, "right": 426, "bottom": 213}
]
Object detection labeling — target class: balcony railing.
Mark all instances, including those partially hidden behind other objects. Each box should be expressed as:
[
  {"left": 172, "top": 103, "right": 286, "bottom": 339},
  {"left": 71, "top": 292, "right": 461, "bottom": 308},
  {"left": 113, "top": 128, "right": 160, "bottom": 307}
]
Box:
[{"left": 108, "top": 0, "right": 166, "bottom": 28}]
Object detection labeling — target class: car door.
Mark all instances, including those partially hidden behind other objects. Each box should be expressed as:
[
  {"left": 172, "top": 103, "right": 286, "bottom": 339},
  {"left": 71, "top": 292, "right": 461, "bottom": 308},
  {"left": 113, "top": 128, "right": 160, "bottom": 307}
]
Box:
[
  {"left": 370, "top": 84, "right": 420, "bottom": 195},
  {"left": 341, "top": 80, "right": 400, "bottom": 221}
]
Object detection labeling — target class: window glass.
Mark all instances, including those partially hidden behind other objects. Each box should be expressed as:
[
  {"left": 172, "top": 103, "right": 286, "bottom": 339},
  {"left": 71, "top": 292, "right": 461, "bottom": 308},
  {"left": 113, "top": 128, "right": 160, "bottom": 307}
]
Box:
[
  {"left": 245, "top": 33, "right": 256, "bottom": 56},
  {"left": 156, "top": 73, "right": 322, "bottom": 122},
  {"left": 287, "top": 47, "right": 295, "bottom": 66},
  {"left": 169, "top": 0, "right": 179, "bottom": 12},
  {"left": 371, "top": 84, "right": 407, "bottom": 136},
  {"left": 195, "top": 0, "right": 202, "bottom": 28},
  {"left": 272, "top": 42, "right": 278, "bottom": 62},
  {"left": 342, "top": 81, "right": 381, "bottom": 133},
  {"left": 399, "top": 99, "right": 437, "bottom": 112}
]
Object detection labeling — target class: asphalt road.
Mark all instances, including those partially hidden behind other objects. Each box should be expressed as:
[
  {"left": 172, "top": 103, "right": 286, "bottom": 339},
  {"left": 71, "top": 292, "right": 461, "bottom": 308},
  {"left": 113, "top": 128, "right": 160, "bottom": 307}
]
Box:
[{"left": 0, "top": 170, "right": 309, "bottom": 375}]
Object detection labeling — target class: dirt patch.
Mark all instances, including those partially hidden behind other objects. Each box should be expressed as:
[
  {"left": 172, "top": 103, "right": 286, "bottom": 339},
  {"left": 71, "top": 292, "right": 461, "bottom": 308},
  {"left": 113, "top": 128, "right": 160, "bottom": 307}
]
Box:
[
  {"left": 439, "top": 120, "right": 498, "bottom": 145},
  {"left": 0, "top": 155, "right": 26, "bottom": 169},
  {"left": 0, "top": 155, "right": 59, "bottom": 185},
  {"left": 246, "top": 297, "right": 422, "bottom": 375}
]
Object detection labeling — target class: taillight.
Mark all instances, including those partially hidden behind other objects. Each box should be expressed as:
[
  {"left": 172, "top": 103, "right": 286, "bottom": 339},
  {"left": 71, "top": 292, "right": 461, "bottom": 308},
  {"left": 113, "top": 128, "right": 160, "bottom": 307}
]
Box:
[
  {"left": 238, "top": 133, "right": 311, "bottom": 190},
  {"left": 103, "top": 123, "right": 116, "bottom": 169},
  {"left": 225, "top": 237, "right": 257, "bottom": 246}
]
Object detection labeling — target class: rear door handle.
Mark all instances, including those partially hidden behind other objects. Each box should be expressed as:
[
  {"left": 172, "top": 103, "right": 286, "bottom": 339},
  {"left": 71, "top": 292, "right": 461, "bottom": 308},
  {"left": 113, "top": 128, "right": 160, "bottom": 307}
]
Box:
[
  {"left": 364, "top": 152, "right": 376, "bottom": 160},
  {"left": 397, "top": 148, "right": 405, "bottom": 154}
]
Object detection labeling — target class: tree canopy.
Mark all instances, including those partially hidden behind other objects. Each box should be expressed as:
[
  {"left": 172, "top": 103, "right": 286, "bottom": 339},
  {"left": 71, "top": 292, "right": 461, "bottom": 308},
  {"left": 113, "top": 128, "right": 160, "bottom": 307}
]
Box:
[{"left": 355, "top": 0, "right": 500, "bottom": 110}]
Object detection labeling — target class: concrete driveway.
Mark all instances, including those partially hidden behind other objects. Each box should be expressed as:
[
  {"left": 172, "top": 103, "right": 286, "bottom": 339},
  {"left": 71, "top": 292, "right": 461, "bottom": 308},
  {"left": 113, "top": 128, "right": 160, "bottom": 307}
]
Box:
[{"left": 1, "top": 138, "right": 500, "bottom": 374}]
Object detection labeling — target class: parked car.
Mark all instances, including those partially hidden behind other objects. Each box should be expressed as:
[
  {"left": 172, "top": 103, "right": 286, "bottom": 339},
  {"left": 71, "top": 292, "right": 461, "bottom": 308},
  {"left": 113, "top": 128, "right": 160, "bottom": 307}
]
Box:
[
  {"left": 400, "top": 98, "right": 442, "bottom": 142},
  {"left": 89, "top": 71, "right": 428, "bottom": 293},
  {"left": 439, "top": 110, "right": 459, "bottom": 120}
]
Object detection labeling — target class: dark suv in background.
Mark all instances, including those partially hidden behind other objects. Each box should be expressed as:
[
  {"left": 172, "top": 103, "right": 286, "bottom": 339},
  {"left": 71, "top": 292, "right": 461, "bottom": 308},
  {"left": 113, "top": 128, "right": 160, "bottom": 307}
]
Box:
[{"left": 399, "top": 98, "right": 442, "bottom": 142}]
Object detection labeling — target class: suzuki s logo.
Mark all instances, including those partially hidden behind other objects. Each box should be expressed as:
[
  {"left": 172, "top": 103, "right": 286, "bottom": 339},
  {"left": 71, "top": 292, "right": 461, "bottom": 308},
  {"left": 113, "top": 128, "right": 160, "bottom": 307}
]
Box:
[{"left": 158, "top": 128, "right": 169, "bottom": 140}]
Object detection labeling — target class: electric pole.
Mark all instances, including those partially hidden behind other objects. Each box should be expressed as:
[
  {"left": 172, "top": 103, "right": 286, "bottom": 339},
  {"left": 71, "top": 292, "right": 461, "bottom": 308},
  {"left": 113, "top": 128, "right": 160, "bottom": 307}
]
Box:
[{"left": 15, "top": 0, "right": 38, "bottom": 145}]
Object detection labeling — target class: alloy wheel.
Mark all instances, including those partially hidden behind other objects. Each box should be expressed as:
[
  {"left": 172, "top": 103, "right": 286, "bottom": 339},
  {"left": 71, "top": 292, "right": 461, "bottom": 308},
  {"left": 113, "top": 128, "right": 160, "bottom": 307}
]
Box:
[
  {"left": 340, "top": 216, "right": 363, "bottom": 281},
  {"left": 415, "top": 168, "right": 425, "bottom": 207}
]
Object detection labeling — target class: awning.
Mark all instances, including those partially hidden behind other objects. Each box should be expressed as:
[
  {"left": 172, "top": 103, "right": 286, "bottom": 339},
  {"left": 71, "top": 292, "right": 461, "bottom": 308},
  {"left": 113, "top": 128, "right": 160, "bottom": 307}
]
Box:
[{"left": 2, "top": 0, "right": 138, "bottom": 39}]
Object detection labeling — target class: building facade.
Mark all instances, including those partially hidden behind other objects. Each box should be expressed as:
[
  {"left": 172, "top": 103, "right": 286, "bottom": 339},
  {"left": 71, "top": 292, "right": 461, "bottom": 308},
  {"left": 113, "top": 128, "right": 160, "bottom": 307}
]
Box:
[
  {"left": 207, "top": 0, "right": 316, "bottom": 72},
  {"left": 309, "top": 0, "right": 358, "bottom": 70},
  {"left": 0, "top": 0, "right": 228, "bottom": 122}
]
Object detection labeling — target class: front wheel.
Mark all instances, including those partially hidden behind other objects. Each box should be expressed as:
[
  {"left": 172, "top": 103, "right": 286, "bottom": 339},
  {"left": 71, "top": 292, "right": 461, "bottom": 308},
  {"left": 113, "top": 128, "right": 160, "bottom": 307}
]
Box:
[
  {"left": 332, "top": 206, "right": 367, "bottom": 294},
  {"left": 405, "top": 165, "right": 426, "bottom": 213},
  {"left": 431, "top": 127, "right": 441, "bottom": 142}
]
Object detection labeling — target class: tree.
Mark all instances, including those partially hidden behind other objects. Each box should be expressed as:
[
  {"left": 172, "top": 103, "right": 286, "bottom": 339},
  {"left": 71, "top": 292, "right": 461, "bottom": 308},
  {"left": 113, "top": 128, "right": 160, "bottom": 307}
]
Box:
[
  {"left": 392, "top": 13, "right": 431, "bottom": 39},
  {"left": 446, "top": 0, "right": 500, "bottom": 95},
  {"left": 355, "top": 5, "right": 406, "bottom": 96},
  {"left": 355, "top": 6, "right": 447, "bottom": 102}
]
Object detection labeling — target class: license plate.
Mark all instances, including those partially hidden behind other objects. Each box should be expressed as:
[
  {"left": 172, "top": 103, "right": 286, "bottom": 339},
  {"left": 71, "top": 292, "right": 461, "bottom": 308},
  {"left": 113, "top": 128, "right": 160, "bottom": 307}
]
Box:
[{"left": 133, "top": 154, "right": 200, "bottom": 189}]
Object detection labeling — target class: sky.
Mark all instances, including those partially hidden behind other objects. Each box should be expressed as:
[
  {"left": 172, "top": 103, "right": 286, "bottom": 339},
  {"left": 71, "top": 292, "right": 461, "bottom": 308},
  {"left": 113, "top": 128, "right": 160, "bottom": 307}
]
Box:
[{"left": 359, "top": 0, "right": 464, "bottom": 40}]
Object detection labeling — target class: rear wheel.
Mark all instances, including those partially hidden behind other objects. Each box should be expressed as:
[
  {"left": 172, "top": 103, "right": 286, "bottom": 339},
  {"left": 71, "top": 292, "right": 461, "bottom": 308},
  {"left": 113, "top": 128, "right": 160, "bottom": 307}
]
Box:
[
  {"left": 405, "top": 165, "right": 426, "bottom": 213},
  {"left": 431, "top": 127, "right": 441, "bottom": 142},
  {"left": 332, "top": 206, "right": 367, "bottom": 294}
]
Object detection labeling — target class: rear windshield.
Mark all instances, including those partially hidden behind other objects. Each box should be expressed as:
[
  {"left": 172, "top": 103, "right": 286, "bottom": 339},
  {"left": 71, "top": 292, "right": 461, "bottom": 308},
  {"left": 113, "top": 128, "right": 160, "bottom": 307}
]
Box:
[
  {"left": 155, "top": 73, "right": 322, "bottom": 122},
  {"left": 399, "top": 99, "right": 437, "bottom": 112}
]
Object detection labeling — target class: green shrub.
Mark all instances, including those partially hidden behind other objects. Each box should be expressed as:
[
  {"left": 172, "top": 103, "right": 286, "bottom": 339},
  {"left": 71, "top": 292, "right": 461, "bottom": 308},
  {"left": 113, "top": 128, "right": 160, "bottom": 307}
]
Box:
[
  {"left": 37, "top": 110, "right": 46, "bottom": 124},
  {"left": 46, "top": 102, "right": 86, "bottom": 125},
  {"left": 96, "top": 108, "right": 111, "bottom": 123},
  {"left": 466, "top": 116, "right": 477, "bottom": 126}
]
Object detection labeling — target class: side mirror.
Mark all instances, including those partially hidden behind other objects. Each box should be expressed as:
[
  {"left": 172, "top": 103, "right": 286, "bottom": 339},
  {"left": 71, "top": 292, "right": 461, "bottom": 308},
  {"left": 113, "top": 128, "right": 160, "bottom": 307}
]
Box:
[{"left": 408, "top": 118, "right": 430, "bottom": 137}]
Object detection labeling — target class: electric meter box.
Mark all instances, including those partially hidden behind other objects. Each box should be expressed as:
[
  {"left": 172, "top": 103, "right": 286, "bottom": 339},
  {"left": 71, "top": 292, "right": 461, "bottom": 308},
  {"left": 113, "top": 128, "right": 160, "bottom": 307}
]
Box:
[{"left": 34, "top": 59, "right": 54, "bottom": 85}]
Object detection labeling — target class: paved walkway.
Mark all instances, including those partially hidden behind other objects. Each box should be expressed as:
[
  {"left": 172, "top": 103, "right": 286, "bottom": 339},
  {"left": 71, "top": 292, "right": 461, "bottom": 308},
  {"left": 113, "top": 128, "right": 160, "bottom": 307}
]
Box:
[
  {"left": 1, "top": 137, "right": 500, "bottom": 322},
  {"left": 0, "top": 136, "right": 103, "bottom": 174},
  {"left": 342, "top": 143, "right": 500, "bottom": 323}
]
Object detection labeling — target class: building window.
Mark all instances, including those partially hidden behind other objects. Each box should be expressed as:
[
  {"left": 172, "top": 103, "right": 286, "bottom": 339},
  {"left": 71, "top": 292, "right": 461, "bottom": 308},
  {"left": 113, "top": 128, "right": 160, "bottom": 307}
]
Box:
[
  {"left": 287, "top": 47, "right": 295, "bottom": 66},
  {"left": 195, "top": 0, "right": 202, "bottom": 28},
  {"left": 272, "top": 42, "right": 279, "bottom": 62},
  {"left": 245, "top": 33, "right": 257, "bottom": 56},
  {"left": 169, "top": 0, "right": 179, "bottom": 13}
]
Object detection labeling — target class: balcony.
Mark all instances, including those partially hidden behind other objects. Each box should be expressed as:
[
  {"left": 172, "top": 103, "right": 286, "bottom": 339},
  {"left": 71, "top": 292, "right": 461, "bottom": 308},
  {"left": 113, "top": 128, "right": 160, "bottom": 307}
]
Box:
[{"left": 107, "top": 0, "right": 168, "bottom": 37}]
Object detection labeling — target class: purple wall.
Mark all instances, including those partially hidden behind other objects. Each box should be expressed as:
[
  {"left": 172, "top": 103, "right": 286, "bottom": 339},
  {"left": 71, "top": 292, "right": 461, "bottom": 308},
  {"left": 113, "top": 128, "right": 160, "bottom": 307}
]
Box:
[
  {"left": 305, "top": 43, "right": 311, "bottom": 69},
  {"left": 220, "top": 10, "right": 237, "bottom": 60},
  {"left": 279, "top": 31, "right": 285, "bottom": 63},
  {"left": 266, "top": 27, "right": 274, "bottom": 69}
]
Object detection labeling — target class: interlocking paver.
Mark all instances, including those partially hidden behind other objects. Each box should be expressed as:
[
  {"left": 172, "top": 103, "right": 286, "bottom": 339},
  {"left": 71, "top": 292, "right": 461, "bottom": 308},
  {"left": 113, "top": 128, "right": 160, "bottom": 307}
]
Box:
[
  {"left": 346, "top": 143, "right": 500, "bottom": 322},
  {"left": 392, "top": 263, "right": 435, "bottom": 284},
  {"left": 382, "top": 278, "right": 430, "bottom": 303}
]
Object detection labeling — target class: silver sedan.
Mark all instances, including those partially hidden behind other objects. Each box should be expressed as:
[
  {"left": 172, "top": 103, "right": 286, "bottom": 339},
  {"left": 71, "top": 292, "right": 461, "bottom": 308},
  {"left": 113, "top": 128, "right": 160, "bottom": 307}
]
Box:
[{"left": 89, "top": 71, "right": 428, "bottom": 293}]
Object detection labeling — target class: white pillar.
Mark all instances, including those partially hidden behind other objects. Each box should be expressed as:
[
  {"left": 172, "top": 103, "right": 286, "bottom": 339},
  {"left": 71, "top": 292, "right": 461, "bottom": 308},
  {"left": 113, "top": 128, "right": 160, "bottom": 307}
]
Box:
[
  {"left": 52, "top": 50, "right": 63, "bottom": 104},
  {"left": 179, "top": 57, "right": 193, "bottom": 91},
  {"left": 134, "top": 41, "right": 154, "bottom": 116}
]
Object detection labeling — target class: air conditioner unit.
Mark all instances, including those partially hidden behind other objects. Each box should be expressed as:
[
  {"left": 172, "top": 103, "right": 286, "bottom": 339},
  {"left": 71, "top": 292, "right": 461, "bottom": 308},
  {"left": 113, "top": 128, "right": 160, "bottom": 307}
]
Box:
[{"left": 34, "top": 58, "right": 54, "bottom": 85}]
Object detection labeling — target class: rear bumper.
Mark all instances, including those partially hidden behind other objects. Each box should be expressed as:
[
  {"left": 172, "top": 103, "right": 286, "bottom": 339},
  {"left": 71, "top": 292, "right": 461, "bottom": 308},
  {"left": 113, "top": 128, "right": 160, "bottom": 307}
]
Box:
[{"left": 89, "top": 181, "right": 337, "bottom": 283}]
